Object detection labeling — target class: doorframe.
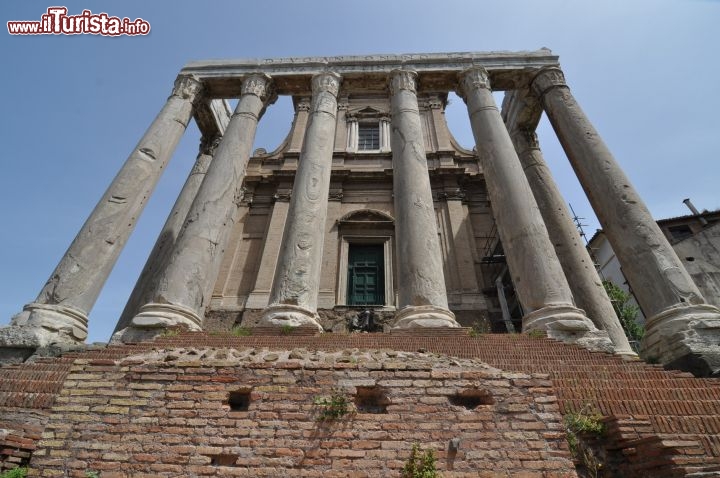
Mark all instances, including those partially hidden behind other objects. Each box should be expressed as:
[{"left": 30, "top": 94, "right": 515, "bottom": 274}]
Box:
[{"left": 337, "top": 235, "right": 394, "bottom": 308}]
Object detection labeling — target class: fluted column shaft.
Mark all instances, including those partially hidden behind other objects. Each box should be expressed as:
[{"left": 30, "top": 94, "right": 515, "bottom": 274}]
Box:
[
  {"left": 261, "top": 72, "right": 342, "bottom": 330},
  {"left": 512, "top": 129, "right": 633, "bottom": 354},
  {"left": 458, "top": 67, "right": 599, "bottom": 337},
  {"left": 132, "top": 74, "right": 275, "bottom": 331},
  {"left": 389, "top": 70, "right": 458, "bottom": 328},
  {"left": 533, "top": 67, "right": 720, "bottom": 373},
  {"left": 112, "top": 135, "right": 218, "bottom": 339},
  {"left": 9, "top": 76, "right": 202, "bottom": 345}
]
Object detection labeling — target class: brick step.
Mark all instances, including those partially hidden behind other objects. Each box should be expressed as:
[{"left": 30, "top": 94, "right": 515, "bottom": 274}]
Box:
[
  {"left": 0, "top": 391, "right": 58, "bottom": 409},
  {"left": 562, "top": 398, "right": 720, "bottom": 416},
  {"left": 555, "top": 386, "right": 720, "bottom": 401},
  {"left": 0, "top": 378, "right": 68, "bottom": 394},
  {"left": 649, "top": 416, "right": 720, "bottom": 435}
]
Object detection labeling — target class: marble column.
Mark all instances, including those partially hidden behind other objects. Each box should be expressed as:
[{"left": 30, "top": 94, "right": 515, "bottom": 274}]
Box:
[
  {"left": 245, "top": 194, "right": 290, "bottom": 309},
  {"left": 111, "top": 134, "right": 219, "bottom": 342},
  {"left": 260, "top": 72, "right": 342, "bottom": 330},
  {"left": 532, "top": 67, "right": 720, "bottom": 374},
  {"left": 457, "top": 67, "right": 608, "bottom": 346},
  {"left": 511, "top": 128, "right": 634, "bottom": 354},
  {"left": 389, "top": 70, "right": 458, "bottom": 328},
  {"left": 132, "top": 74, "right": 275, "bottom": 332},
  {"left": 445, "top": 197, "right": 480, "bottom": 293},
  {"left": 3, "top": 75, "right": 202, "bottom": 347}
]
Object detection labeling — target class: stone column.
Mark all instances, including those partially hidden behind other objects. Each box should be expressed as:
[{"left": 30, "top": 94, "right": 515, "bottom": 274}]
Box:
[
  {"left": 346, "top": 115, "right": 358, "bottom": 152},
  {"left": 445, "top": 196, "right": 480, "bottom": 293},
  {"left": 511, "top": 128, "right": 634, "bottom": 354},
  {"left": 389, "top": 70, "right": 458, "bottom": 329},
  {"left": 245, "top": 193, "right": 290, "bottom": 309},
  {"left": 111, "top": 134, "right": 219, "bottom": 342},
  {"left": 380, "top": 116, "right": 391, "bottom": 152},
  {"left": 3, "top": 75, "right": 202, "bottom": 347},
  {"left": 532, "top": 67, "right": 720, "bottom": 374},
  {"left": 260, "top": 72, "right": 342, "bottom": 330},
  {"left": 457, "top": 67, "right": 608, "bottom": 346},
  {"left": 131, "top": 74, "right": 275, "bottom": 333}
]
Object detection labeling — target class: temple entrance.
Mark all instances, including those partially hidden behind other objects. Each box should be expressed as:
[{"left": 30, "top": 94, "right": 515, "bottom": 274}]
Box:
[{"left": 347, "top": 244, "right": 385, "bottom": 306}]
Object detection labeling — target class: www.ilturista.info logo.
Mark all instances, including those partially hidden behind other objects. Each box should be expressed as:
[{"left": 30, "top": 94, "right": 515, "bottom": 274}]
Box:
[{"left": 7, "top": 7, "right": 150, "bottom": 36}]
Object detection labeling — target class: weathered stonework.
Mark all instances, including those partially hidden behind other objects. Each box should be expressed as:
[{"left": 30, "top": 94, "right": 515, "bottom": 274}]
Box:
[
  {"left": 2, "top": 75, "right": 203, "bottom": 349},
  {"left": 261, "top": 72, "right": 342, "bottom": 330},
  {"left": 457, "top": 67, "right": 611, "bottom": 351},
  {"left": 531, "top": 67, "right": 720, "bottom": 374},
  {"left": 6, "top": 50, "right": 716, "bottom": 377},
  {"left": 128, "top": 74, "right": 276, "bottom": 336},
  {"left": 389, "top": 70, "right": 458, "bottom": 329}
]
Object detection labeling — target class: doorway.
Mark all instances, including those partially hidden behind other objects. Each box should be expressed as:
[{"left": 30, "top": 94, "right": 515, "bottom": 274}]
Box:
[{"left": 347, "top": 244, "right": 385, "bottom": 306}]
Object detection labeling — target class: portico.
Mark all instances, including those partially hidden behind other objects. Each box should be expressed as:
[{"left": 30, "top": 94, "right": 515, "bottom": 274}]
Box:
[{"left": 4, "top": 51, "right": 718, "bottom": 375}]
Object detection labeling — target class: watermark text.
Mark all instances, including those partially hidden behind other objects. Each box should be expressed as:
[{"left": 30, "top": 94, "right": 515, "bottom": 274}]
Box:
[{"left": 8, "top": 7, "right": 150, "bottom": 36}]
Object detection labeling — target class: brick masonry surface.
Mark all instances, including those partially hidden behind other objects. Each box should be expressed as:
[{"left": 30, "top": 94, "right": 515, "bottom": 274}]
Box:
[
  {"left": 1, "top": 330, "right": 720, "bottom": 476},
  {"left": 26, "top": 347, "right": 576, "bottom": 477}
]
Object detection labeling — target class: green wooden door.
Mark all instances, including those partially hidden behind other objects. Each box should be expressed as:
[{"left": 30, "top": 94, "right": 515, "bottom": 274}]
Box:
[{"left": 347, "top": 244, "right": 384, "bottom": 306}]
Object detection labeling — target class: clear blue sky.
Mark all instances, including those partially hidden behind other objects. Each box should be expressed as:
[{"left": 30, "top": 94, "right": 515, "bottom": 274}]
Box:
[{"left": 1, "top": 1, "right": 718, "bottom": 343}]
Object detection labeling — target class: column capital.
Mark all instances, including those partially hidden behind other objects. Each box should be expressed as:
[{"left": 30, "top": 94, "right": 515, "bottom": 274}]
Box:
[
  {"left": 296, "top": 98, "right": 311, "bottom": 112},
  {"left": 311, "top": 71, "right": 342, "bottom": 96},
  {"left": 510, "top": 128, "right": 540, "bottom": 154},
  {"left": 172, "top": 75, "right": 203, "bottom": 101},
  {"left": 241, "top": 73, "right": 275, "bottom": 102},
  {"left": 389, "top": 69, "right": 418, "bottom": 95},
  {"left": 273, "top": 191, "right": 292, "bottom": 202},
  {"left": 457, "top": 67, "right": 491, "bottom": 101},
  {"left": 531, "top": 67, "right": 567, "bottom": 98},
  {"left": 199, "top": 133, "right": 222, "bottom": 157}
]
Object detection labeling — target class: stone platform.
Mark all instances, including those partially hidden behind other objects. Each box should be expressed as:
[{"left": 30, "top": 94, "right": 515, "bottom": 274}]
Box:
[{"left": 1, "top": 331, "right": 719, "bottom": 476}]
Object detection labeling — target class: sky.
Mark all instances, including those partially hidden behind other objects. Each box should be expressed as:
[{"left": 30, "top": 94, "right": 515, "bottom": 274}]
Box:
[{"left": 1, "top": 0, "right": 718, "bottom": 343}]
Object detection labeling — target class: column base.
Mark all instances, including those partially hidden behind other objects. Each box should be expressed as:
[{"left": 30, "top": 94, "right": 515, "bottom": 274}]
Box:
[
  {"left": 0, "top": 321, "right": 89, "bottom": 365},
  {"left": 391, "top": 305, "right": 459, "bottom": 329},
  {"left": 131, "top": 302, "right": 203, "bottom": 330},
  {"left": 113, "top": 302, "right": 203, "bottom": 344},
  {"left": 523, "top": 304, "right": 614, "bottom": 353},
  {"left": 258, "top": 304, "right": 324, "bottom": 331},
  {"left": 110, "top": 326, "right": 176, "bottom": 345},
  {"left": 18, "top": 302, "right": 89, "bottom": 342},
  {"left": 641, "top": 303, "right": 720, "bottom": 377}
]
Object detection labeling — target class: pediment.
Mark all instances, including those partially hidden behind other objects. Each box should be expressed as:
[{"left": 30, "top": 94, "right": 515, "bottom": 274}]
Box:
[
  {"left": 338, "top": 209, "right": 394, "bottom": 224},
  {"left": 348, "top": 106, "right": 388, "bottom": 118}
]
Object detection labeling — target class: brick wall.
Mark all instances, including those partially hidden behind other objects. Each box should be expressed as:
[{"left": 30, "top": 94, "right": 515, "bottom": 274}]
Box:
[{"left": 28, "top": 347, "right": 576, "bottom": 477}]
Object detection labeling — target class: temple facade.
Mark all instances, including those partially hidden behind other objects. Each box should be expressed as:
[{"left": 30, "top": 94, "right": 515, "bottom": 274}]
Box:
[{"left": 3, "top": 50, "right": 720, "bottom": 376}]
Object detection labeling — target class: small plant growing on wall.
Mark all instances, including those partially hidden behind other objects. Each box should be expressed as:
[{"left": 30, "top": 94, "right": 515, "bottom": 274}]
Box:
[
  {"left": 564, "top": 405, "right": 605, "bottom": 477},
  {"left": 0, "top": 468, "right": 28, "bottom": 478},
  {"left": 231, "top": 325, "right": 252, "bottom": 337},
  {"left": 527, "top": 329, "right": 545, "bottom": 339},
  {"left": 603, "top": 280, "right": 644, "bottom": 344},
  {"left": 402, "top": 443, "right": 439, "bottom": 478},
  {"left": 314, "top": 389, "right": 351, "bottom": 421},
  {"left": 467, "top": 317, "right": 490, "bottom": 337},
  {"left": 280, "top": 324, "right": 296, "bottom": 335}
]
